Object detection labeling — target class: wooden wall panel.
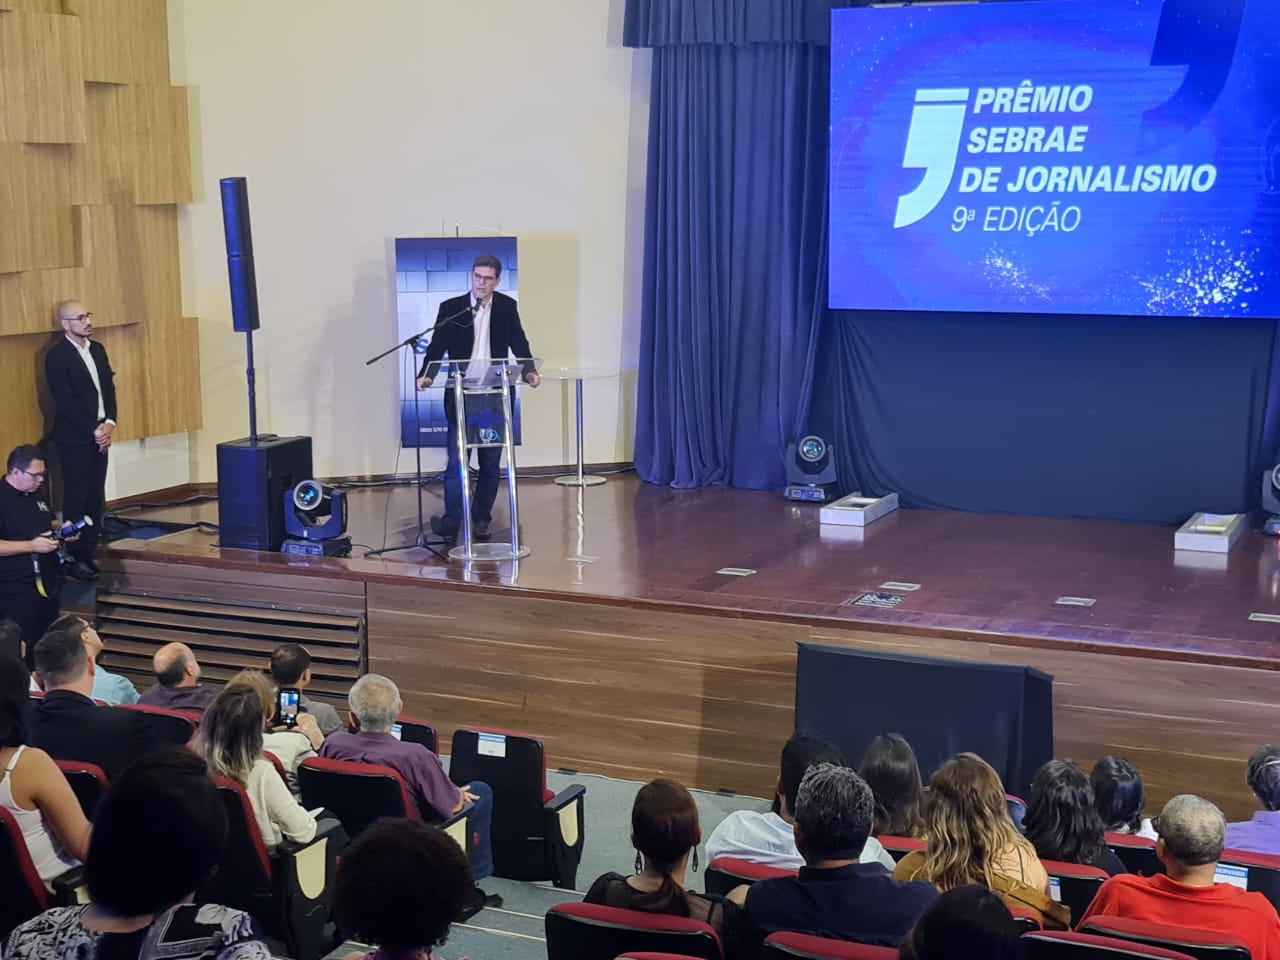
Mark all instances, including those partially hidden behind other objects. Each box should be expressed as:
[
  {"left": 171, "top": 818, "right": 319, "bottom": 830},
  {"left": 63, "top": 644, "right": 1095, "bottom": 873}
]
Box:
[
  {"left": 85, "top": 82, "right": 192, "bottom": 205},
  {"left": 0, "top": 143, "right": 79, "bottom": 274},
  {"left": 0, "top": 12, "right": 85, "bottom": 144},
  {"left": 0, "top": 332, "right": 54, "bottom": 454},
  {"left": 0, "top": 0, "right": 200, "bottom": 463},
  {"left": 64, "top": 0, "right": 169, "bottom": 86},
  {"left": 0, "top": 268, "right": 85, "bottom": 335}
]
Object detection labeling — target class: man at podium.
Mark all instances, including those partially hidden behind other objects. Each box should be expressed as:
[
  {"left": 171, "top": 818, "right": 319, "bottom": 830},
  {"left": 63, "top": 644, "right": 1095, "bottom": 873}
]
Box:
[{"left": 415, "top": 255, "right": 539, "bottom": 543}]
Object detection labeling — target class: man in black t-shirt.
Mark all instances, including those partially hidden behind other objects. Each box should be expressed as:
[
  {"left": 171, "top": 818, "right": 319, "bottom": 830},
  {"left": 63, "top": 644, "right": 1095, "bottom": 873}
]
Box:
[{"left": 0, "top": 445, "right": 70, "bottom": 658}]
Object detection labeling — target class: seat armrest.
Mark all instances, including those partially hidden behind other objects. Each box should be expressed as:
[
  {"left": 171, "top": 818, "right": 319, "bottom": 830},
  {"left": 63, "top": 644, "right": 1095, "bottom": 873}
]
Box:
[
  {"left": 426, "top": 800, "right": 473, "bottom": 855},
  {"left": 51, "top": 865, "right": 88, "bottom": 905},
  {"left": 277, "top": 817, "right": 347, "bottom": 858},
  {"left": 544, "top": 783, "right": 586, "bottom": 811}
]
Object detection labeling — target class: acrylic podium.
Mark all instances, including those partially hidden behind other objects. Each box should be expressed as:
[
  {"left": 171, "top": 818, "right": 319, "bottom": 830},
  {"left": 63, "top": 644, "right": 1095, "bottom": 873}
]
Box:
[{"left": 437, "top": 357, "right": 539, "bottom": 562}]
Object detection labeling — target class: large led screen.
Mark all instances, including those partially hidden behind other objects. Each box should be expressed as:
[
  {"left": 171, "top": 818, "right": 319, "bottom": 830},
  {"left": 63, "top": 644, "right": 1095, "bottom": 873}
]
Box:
[{"left": 829, "top": 0, "right": 1280, "bottom": 318}]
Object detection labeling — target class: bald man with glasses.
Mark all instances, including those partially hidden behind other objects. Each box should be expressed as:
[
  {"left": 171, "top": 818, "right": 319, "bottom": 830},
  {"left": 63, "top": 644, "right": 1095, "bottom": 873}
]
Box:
[{"left": 45, "top": 300, "right": 117, "bottom": 581}]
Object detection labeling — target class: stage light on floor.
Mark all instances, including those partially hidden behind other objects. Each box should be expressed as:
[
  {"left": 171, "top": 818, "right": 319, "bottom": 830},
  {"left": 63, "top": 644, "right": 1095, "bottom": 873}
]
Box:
[
  {"left": 783, "top": 435, "right": 842, "bottom": 503},
  {"left": 282, "top": 480, "right": 351, "bottom": 557}
]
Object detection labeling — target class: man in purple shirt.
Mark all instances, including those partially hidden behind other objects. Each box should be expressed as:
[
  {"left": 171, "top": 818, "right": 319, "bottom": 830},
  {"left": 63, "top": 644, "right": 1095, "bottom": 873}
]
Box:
[
  {"left": 1226, "top": 745, "right": 1280, "bottom": 854},
  {"left": 319, "top": 674, "right": 498, "bottom": 905},
  {"left": 138, "top": 642, "right": 217, "bottom": 713}
]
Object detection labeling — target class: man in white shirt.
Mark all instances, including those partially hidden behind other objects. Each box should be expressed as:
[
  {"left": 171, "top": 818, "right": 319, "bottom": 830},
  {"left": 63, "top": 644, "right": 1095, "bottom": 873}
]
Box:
[
  {"left": 706, "top": 733, "right": 897, "bottom": 871},
  {"left": 415, "top": 256, "right": 539, "bottom": 542},
  {"left": 44, "top": 301, "right": 117, "bottom": 581}
]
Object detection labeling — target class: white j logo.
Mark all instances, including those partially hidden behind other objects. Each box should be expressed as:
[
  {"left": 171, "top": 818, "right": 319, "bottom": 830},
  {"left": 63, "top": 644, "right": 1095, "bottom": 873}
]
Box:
[{"left": 894, "top": 88, "right": 970, "bottom": 228}]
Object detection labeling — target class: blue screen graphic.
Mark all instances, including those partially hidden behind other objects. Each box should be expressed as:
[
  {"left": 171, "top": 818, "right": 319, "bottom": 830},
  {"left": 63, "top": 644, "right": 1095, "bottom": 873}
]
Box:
[{"left": 829, "top": 0, "right": 1280, "bottom": 318}]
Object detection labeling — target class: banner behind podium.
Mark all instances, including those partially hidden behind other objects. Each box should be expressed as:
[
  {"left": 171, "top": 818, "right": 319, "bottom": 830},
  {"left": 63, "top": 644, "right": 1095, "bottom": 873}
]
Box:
[{"left": 394, "top": 236, "right": 523, "bottom": 448}]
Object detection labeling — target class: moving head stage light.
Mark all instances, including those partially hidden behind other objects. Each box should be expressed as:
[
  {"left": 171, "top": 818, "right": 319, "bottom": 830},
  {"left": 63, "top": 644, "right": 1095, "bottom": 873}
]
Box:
[{"left": 282, "top": 480, "right": 351, "bottom": 557}]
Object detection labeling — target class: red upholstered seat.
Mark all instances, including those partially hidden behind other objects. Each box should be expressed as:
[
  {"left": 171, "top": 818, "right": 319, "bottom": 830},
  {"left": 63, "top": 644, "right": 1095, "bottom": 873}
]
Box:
[
  {"left": 1078, "top": 916, "right": 1251, "bottom": 960},
  {"left": 762, "top": 931, "right": 898, "bottom": 959},
  {"left": 545, "top": 901, "right": 722, "bottom": 960},
  {"left": 394, "top": 715, "right": 438, "bottom": 754},
  {"left": 704, "top": 856, "right": 796, "bottom": 896},
  {"left": 1220, "top": 848, "right": 1280, "bottom": 914},
  {"left": 1023, "top": 930, "right": 1201, "bottom": 959},
  {"left": 1106, "top": 833, "right": 1163, "bottom": 877},
  {"left": 113, "top": 703, "right": 197, "bottom": 746},
  {"left": 0, "top": 807, "right": 50, "bottom": 939},
  {"left": 449, "top": 726, "right": 585, "bottom": 887},
  {"left": 1042, "top": 858, "right": 1110, "bottom": 920},
  {"left": 297, "top": 756, "right": 417, "bottom": 833},
  {"left": 52, "top": 758, "right": 107, "bottom": 818},
  {"left": 876, "top": 835, "right": 926, "bottom": 862},
  {"left": 200, "top": 777, "right": 339, "bottom": 960}
]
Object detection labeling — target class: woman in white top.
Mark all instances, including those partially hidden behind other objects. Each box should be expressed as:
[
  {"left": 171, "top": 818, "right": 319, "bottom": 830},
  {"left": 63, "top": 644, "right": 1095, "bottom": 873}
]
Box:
[
  {"left": 224, "top": 669, "right": 323, "bottom": 799},
  {"left": 200, "top": 685, "right": 317, "bottom": 852},
  {"left": 1090, "top": 755, "right": 1159, "bottom": 841},
  {"left": 0, "top": 649, "right": 91, "bottom": 885}
]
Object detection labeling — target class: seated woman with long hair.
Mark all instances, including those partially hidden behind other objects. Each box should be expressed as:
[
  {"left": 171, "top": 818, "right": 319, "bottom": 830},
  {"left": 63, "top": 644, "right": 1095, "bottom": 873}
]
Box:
[
  {"left": 859, "top": 733, "right": 925, "bottom": 838},
  {"left": 893, "top": 752, "right": 1069, "bottom": 929},
  {"left": 224, "top": 668, "right": 323, "bottom": 797},
  {"left": 200, "top": 685, "right": 318, "bottom": 852},
  {"left": 584, "top": 778, "right": 736, "bottom": 937},
  {"left": 1023, "top": 759, "right": 1126, "bottom": 875},
  {"left": 0, "top": 650, "right": 90, "bottom": 887},
  {"left": 1090, "top": 755, "right": 1157, "bottom": 840}
]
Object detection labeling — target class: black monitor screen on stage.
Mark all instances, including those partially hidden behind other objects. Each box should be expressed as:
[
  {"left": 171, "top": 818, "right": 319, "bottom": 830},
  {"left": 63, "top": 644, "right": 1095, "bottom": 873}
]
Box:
[{"left": 829, "top": 0, "right": 1280, "bottom": 318}]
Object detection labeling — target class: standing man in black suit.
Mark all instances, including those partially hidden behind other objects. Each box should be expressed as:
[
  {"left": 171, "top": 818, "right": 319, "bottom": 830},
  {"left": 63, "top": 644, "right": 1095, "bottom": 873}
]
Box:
[
  {"left": 415, "top": 256, "right": 539, "bottom": 542},
  {"left": 44, "top": 301, "right": 116, "bottom": 581}
]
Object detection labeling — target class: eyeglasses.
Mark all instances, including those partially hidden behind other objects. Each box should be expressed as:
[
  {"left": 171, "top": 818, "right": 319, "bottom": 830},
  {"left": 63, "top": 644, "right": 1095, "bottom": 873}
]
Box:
[
  {"left": 20, "top": 468, "right": 46, "bottom": 480},
  {"left": 472, "top": 272, "right": 498, "bottom": 283},
  {"left": 67, "top": 312, "right": 93, "bottom": 323}
]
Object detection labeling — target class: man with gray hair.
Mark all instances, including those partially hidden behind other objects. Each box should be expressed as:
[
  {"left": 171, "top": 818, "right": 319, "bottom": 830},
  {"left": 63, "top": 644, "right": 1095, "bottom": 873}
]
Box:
[
  {"left": 1226, "top": 745, "right": 1280, "bottom": 855},
  {"left": 1080, "top": 794, "right": 1280, "bottom": 959},
  {"left": 317, "top": 674, "right": 500, "bottom": 908},
  {"left": 731, "top": 763, "right": 937, "bottom": 957}
]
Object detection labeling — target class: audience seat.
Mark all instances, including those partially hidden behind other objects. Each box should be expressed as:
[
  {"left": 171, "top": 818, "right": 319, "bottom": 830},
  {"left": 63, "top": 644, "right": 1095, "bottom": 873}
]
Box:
[
  {"left": 1041, "top": 859, "right": 1109, "bottom": 920},
  {"left": 704, "top": 856, "right": 795, "bottom": 896},
  {"left": 449, "top": 726, "right": 586, "bottom": 888},
  {"left": 262, "top": 751, "right": 290, "bottom": 788},
  {"left": 0, "top": 808, "right": 83, "bottom": 939},
  {"left": 395, "top": 716, "right": 438, "bottom": 754},
  {"left": 1106, "top": 833, "right": 1163, "bottom": 877},
  {"left": 544, "top": 902, "right": 721, "bottom": 960},
  {"left": 762, "top": 931, "right": 898, "bottom": 959},
  {"left": 114, "top": 703, "right": 198, "bottom": 746},
  {"left": 1078, "top": 916, "right": 1251, "bottom": 960},
  {"left": 1011, "top": 904, "right": 1045, "bottom": 933},
  {"left": 296, "top": 757, "right": 468, "bottom": 852},
  {"left": 53, "top": 759, "right": 107, "bottom": 819},
  {"left": 1219, "top": 848, "right": 1280, "bottom": 914},
  {"left": 1022, "top": 930, "right": 1199, "bottom": 959},
  {"left": 876, "top": 835, "right": 925, "bottom": 862},
  {"left": 200, "top": 776, "right": 340, "bottom": 960},
  {"left": 1007, "top": 793, "right": 1029, "bottom": 829}
]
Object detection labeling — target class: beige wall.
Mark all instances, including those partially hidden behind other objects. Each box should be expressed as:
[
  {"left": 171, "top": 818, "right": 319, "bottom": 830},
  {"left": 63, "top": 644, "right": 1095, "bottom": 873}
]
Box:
[{"left": 168, "top": 0, "right": 649, "bottom": 481}]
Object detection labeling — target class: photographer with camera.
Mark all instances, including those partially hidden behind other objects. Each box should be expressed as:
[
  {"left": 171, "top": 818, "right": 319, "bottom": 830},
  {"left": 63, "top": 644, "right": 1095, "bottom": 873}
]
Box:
[{"left": 0, "top": 446, "right": 81, "bottom": 664}]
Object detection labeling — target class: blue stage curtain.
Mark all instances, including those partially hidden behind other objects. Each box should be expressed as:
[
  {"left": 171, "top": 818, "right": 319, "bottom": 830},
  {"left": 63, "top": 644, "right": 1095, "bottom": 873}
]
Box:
[
  {"left": 628, "top": 7, "right": 833, "bottom": 489},
  {"left": 628, "top": 0, "right": 1280, "bottom": 520}
]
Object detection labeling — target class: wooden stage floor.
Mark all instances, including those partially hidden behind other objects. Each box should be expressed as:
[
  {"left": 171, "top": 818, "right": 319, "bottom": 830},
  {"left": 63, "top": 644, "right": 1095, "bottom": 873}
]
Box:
[{"left": 102, "top": 472, "right": 1280, "bottom": 818}]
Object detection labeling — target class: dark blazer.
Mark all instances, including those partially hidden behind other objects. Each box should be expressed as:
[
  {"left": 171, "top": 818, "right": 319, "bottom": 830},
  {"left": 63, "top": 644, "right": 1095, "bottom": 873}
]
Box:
[
  {"left": 45, "top": 336, "right": 117, "bottom": 444},
  {"left": 417, "top": 292, "right": 536, "bottom": 382},
  {"left": 25, "top": 689, "right": 162, "bottom": 780}
]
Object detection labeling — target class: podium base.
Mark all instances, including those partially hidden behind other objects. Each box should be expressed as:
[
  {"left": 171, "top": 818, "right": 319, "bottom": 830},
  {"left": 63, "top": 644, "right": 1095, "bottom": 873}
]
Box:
[{"left": 448, "top": 541, "right": 532, "bottom": 562}]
